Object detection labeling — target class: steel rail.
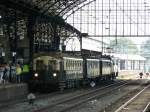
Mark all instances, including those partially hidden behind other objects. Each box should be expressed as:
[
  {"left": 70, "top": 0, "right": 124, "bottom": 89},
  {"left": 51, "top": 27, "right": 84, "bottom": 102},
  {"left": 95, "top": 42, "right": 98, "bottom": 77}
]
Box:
[
  {"left": 115, "top": 84, "right": 150, "bottom": 112},
  {"left": 143, "top": 102, "right": 150, "bottom": 112},
  {"left": 34, "top": 80, "right": 129, "bottom": 112}
]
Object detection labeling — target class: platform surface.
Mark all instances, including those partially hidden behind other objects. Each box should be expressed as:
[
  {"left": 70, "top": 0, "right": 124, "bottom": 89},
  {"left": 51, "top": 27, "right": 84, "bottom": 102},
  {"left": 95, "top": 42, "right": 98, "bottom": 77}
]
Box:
[{"left": 0, "top": 83, "right": 28, "bottom": 103}]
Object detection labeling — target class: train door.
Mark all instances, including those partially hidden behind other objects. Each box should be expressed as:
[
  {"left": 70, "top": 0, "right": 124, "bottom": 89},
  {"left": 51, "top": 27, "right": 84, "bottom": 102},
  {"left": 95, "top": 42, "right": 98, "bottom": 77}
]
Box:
[{"left": 99, "top": 60, "right": 102, "bottom": 77}]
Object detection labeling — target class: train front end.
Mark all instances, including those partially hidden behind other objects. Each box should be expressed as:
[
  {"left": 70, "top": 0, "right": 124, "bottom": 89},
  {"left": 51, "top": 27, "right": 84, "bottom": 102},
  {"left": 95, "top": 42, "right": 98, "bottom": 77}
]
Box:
[{"left": 29, "top": 56, "right": 61, "bottom": 92}]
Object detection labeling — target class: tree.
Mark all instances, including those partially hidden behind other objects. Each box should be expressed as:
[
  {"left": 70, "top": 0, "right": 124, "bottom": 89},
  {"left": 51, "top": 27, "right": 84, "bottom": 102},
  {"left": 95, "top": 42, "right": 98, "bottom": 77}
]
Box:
[
  {"left": 140, "top": 39, "right": 150, "bottom": 59},
  {"left": 140, "top": 39, "right": 150, "bottom": 72},
  {"left": 109, "top": 37, "right": 138, "bottom": 54}
]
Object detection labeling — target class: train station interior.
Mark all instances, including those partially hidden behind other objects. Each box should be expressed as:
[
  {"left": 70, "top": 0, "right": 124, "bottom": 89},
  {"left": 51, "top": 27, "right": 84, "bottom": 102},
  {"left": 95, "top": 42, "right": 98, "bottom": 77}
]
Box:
[{"left": 0, "top": 0, "right": 150, "bottom": 112}]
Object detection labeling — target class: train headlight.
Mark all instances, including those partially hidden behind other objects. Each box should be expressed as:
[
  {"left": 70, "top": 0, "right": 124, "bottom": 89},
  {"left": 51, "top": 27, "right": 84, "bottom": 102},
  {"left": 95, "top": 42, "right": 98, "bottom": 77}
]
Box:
[
  {"left": 53, "top": 73, "right": 57, "bottom": 77},
  {"left": 34, "top": 73, "right": 39, "bottom": 77}
]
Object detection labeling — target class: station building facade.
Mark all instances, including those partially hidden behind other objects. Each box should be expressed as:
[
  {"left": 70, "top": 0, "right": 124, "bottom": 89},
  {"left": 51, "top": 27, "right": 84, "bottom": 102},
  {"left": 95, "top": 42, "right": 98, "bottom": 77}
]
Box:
[{"left": 111, "top": 53, "right": 146, "bottom": 74}]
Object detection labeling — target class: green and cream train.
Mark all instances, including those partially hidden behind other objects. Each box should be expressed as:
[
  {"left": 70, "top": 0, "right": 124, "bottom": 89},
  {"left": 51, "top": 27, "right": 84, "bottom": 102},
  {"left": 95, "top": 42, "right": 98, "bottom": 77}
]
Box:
[{"left": 30, "top": 54, "right": 116, "bottom": 92}]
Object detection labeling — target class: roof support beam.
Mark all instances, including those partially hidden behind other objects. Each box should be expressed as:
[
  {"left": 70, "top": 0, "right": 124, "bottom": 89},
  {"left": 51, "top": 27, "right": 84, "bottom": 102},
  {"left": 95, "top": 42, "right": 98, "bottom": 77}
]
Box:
[{"left": 0, "top": 0, "right": 82, "bottom": 36}]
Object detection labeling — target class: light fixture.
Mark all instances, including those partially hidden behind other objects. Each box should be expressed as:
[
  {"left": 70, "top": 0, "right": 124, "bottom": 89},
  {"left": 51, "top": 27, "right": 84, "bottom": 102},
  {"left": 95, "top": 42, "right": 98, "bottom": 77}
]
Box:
[
  {"left": 2, "top": 52, "right": 5, "bottom": 56},
  {"left": 53, "top": 73, "right": 57, "bottom": 77},
  {"left": 12, "top": 52, "right": 16, "bottom": 56},
  {"left": 34, "top": 73, "right": 38, "bottom": 77}
]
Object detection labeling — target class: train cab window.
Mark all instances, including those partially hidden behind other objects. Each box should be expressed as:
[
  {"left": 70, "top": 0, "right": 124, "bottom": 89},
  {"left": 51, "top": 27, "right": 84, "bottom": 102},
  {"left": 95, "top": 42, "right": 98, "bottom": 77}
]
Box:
[
  {"left": 48, "top": 60, "right": 57, "bottom": 70},
  {"left": 36, "top": 60, "right": 44, "bottom": 70}
]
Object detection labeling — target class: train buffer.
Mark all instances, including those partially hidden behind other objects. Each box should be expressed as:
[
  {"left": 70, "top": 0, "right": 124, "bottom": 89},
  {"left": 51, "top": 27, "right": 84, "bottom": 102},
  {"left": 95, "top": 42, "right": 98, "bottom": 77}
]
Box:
[{"left": 59, "top": 81, "right": 66, "bottom": 91}]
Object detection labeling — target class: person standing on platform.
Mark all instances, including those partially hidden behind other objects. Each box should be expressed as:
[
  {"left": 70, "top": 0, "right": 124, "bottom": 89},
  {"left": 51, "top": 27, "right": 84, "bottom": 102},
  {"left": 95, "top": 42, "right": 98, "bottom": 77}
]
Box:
[
  {"left": 0, "top": 64, "right": 4, "bottom": 84},
  {"left": 11, "top": 63, "right": 16, "bottom": 83},
  {"left": 16, "top": 64, "right": 22, "bottom": 83},
  {"left": 139, "top": 72, "right": 143, "bottom": 79},
  {"left": 22, "top": 63, "right": 29, "bottom": 82},
  {"left": 4, "top": 63, "right": 10, "bottom": 83}
]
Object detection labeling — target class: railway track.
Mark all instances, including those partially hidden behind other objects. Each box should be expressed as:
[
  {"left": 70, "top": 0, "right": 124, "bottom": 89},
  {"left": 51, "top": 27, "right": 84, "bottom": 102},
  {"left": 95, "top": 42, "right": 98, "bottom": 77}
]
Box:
[
  {"left": 34, "top": 80, "right": 130, "bottom": 112},
  {"left": 115, "top": 83, "right": 150, "bottom": 112},
  {"left": 0, "top": 80, "right": 135, "bottom": 112},
  {"left": 143, "top": 102, "right": 150, "bottom": 112}
]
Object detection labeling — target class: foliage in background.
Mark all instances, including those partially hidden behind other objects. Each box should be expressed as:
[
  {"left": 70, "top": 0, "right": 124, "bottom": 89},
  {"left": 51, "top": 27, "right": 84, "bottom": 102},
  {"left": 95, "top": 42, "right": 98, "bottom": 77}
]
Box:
[
  {"left": 109, "top": 37, "right": 138, "bottom": 54},
  {"left": 140, "top": 39, "right": 150, "bottom": 59}
]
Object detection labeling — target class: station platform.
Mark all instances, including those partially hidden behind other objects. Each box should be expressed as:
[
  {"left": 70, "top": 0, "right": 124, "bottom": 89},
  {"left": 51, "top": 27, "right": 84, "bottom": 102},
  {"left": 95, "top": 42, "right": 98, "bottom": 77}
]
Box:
[
  {"left": 117, "top": 71, "right": 150, "bottom": 80},
  {"left": 0, "top": 83, "right": 28, "bottom": 104}
]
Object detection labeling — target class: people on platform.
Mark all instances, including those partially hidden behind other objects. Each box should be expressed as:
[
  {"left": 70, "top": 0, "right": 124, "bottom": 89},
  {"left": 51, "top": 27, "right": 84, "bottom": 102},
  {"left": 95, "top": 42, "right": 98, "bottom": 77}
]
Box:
[
  {"left": 146, "top": 72, "right": 149, "bottom": 76},
  {"left": 139, "top": 72, "right": 143, "bottom": 78},
  {"left": 4, "top": 63, "right": 10, "bottom": 83},
  {"left": 22, "top": 63, "right": 29, "bottom": 82},
  {"left": 0, "top": 60, "right": 30, "bottom": 84},
  {"left": 0, "top": 64, "right": 4, "bottom": 84},
  {"left": 16, "top": 64, "right": 22, "bottom": 83},
  {"left": 10, "top": 63, "right": 16, "bottom": 83}
]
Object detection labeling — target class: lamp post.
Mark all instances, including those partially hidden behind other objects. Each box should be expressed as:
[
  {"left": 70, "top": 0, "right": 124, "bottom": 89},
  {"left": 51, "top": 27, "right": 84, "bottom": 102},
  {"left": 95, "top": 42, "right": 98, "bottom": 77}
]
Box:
[
  {"left": 0, "top": 52, "right": 5, "bottom": 64},
  {"left": 80, "top": 33, "right": 88, "bottom": 86},
  {"left": 59, "top": 37, "right": 66, "bottom": 92},
  {"left": 12, "top": 52, "right": 16, "bottom": 63}
]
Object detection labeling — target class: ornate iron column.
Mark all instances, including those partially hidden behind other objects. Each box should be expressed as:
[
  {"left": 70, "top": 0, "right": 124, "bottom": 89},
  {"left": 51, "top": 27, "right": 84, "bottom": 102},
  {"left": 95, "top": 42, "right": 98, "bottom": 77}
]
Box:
[{"left": 27, "top": 15, "right": 36, "bottom": 79}]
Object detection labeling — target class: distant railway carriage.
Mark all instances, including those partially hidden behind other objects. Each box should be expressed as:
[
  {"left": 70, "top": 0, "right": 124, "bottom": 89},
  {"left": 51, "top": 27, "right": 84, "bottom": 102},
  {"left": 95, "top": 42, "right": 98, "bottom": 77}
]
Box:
[
  {"left": 30, "top": 54, "right": 116, "bottom": 92},
  {"left": 87, "top": 59, "right": 100, "bottom": 78},
  {"left": 86, "top": 58, "right": 115, "bottom": 80},
  {"left": 64, "top": 57, "right": 83, "bottom": 80},
  {"left": 101, "top": 59, "right": 114, "bottom": 78}
]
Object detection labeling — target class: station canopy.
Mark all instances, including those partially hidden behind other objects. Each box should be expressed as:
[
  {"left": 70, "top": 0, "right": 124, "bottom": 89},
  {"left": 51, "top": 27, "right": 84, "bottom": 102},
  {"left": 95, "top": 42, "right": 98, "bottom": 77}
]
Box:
[
  {"left": 0, "top": 0, "right": 97, "bottom": 41},
  {"left": 0, "top": 0, "right": 94, "bottom": 17}
]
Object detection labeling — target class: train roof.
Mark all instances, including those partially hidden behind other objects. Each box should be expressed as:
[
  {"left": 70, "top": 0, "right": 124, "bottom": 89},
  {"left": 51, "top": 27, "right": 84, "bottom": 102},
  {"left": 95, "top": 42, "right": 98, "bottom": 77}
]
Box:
[
  {"left": 63, "top": 57, "right": 83, "bottom": 61},
  {"left": 87, "top": 59, "right": 99, "bottom": 61}
]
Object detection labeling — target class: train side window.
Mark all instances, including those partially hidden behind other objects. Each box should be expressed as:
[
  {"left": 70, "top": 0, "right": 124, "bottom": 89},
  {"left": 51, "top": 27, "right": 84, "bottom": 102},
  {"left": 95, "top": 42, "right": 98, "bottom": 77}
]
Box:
[
  {"left": 72, "top": 61, "right": 73, "bottom": 70},
  {"left": 67, "top": 61, "right": 69, "bottom": 69},
  {"left": 91, "top": 61, "right": 93, "bottom": 68},
  {"left": 67, "top": 60, "right": 69, "bottom": 70},
  {"left": 74, "top": 61, "right": 75, "bottom": 69},
  {"left": 75, "top": 61, "right": 77, "bottom": 69},
  {"left": 74, "top": 61, "right": 76, "bottom": 69},
  {"left": 70, "top": 60, "right": 72, "bottom": 68},
  {"left": 72, "top": 60, "right": 74, "bottom": 70},
  {"left": 69, "top": 60, "right": 71, "bottom": 70},
  {"left": 73, "top": 61, "right": 75, "bottom": 69},
  {"left": 66, "top": 60, "right": 68, "bottom": 69}
]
